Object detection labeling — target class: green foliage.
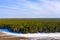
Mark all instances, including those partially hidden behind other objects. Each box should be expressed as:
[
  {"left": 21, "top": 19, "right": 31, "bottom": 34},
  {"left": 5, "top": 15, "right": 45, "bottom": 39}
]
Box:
[{"left": 0, "top": 18, "right": 60, "bottom": 33}]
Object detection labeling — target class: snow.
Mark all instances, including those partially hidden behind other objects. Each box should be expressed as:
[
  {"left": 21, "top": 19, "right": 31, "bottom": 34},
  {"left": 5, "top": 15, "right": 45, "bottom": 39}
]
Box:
[{"left": 1, "top": 31, "right": 60, "bottom": 39}]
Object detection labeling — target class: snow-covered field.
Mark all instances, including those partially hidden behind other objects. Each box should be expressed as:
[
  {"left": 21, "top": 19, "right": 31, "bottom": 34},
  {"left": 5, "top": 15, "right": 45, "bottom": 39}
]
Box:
[
  {"left": 1, "top": 31, "right": 60, "bottom": 40},
  {"left": 0, "top": 31, "right": 60, "bottom": 39},
  {"left": 0, "top": 29, "right": 60, "bottom": 39}
]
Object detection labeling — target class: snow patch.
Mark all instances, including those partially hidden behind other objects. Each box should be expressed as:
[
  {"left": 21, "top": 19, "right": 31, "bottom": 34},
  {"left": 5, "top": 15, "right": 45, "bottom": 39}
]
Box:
[{"left": 1, "top": 31, "right": 60, "bottom": 39}]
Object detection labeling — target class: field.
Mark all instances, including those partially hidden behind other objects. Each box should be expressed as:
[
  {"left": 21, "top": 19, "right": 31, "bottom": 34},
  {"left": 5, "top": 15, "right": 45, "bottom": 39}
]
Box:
[{"left": 0, "top": 18, "right": 60, "bottom": 33}]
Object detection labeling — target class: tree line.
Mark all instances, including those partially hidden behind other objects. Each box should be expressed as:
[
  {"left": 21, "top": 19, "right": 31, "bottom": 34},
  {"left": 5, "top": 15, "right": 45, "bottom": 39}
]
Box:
[
  {"left": 0, "top": 22, "right": 60, "bottom": 33},
  {"left": 0, "top": 19, "right": 60, "bottom": 33}
]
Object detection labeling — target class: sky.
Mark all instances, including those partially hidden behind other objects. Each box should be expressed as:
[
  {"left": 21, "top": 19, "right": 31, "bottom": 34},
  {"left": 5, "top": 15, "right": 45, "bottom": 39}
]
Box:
[{"left": 0, "top": 0, "right": 60, "bottom": 18}]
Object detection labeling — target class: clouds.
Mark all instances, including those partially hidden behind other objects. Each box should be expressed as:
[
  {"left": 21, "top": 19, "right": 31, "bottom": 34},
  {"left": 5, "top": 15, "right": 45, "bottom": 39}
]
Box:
[
  {"left": 0, "top": 0, "right": 60, "bottom": 18},
  {"left": 42, "top": 0, "right": 60, "bottom": 17}
]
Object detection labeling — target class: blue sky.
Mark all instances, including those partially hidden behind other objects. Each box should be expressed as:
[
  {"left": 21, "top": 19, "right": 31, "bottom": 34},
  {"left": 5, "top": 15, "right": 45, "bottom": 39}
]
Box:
[{"left": 0, "top": 0, "right": 60, "bottom": 18}]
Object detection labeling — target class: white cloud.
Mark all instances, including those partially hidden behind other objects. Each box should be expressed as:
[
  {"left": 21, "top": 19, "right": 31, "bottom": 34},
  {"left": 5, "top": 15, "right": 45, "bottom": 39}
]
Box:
[{"left": 0, "top": 0, "right": 60, "bottom": 18}]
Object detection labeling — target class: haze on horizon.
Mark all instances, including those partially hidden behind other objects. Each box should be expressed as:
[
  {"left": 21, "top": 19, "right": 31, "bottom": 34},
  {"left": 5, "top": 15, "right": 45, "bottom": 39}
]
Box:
[{"left": 0, "top": 0, "right": 60, "bottom": 18}]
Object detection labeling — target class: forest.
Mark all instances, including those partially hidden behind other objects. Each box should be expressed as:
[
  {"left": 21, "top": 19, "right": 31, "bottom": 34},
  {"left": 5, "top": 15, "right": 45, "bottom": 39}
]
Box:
[{"left": 0, "top": 18, "right": 60, "bottom": 33}]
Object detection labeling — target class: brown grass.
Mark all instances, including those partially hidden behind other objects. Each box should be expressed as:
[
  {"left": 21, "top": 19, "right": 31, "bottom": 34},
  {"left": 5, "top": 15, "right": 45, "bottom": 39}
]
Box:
[{"left": 0, "top": 36, "right": 29, "bottom": 40}]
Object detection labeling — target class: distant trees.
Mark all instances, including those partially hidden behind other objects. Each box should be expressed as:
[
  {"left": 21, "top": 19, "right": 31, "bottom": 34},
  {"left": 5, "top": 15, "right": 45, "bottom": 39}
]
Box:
[{"left": 0, "top": 19, "right": 60, "bottom": 33}]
